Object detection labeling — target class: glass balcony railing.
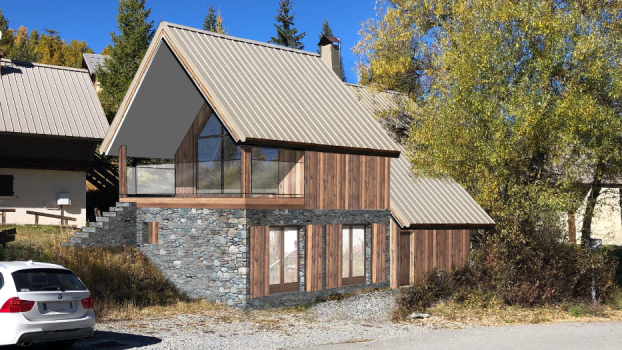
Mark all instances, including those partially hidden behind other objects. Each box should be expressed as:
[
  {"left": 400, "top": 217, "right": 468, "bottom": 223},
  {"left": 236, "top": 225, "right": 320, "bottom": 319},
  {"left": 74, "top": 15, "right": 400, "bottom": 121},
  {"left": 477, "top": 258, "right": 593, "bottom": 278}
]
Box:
[{"left": 127, "top": 163, "right": 175, "bottom": 196}]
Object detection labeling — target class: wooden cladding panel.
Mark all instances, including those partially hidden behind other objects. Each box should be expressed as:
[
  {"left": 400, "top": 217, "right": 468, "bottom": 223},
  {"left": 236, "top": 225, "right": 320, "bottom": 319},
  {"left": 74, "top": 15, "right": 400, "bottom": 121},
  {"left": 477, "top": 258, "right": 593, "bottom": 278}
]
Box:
[
  {"left": 278, "top": 150, "right": 304, "bottom": 196},
  {"left": 175, "top": 103, "right": 211, "bottom": 196},
  {"left": 391, "top": 221, "right": 471, "bottom": 288},
  {"left": 147, "top": 222, "right": 159, "bottom": 244},
  {"left": 249, "top": 226, "right": 270, "bottom": 298},
  {"left": 325, "top": 224, "right": 342, "bottom": 289},
  {"left": 305, "top": 151, "right": 390, "bottom": 210},
  {"left": 305, "top": 224, "right": 323, "bottom": 292},
  {"left": 118, "top": 145, "right": 127, "bottom": 197},
  {"left": 371, "top": 223, "right": 386, "bottom": 284}
]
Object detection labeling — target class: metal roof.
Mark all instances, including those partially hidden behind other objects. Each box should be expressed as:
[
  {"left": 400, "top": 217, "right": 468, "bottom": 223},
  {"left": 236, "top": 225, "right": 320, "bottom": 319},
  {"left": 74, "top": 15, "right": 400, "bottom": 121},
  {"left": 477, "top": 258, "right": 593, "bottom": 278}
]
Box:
[
  {"left": 347, "top": 83, "right": 495, "bottom": 228},
  {"left": 0, "top": 59, "right": 109, "bottom": 139},
  {"left": 101, "top": 22, "right": 400, "bottom": 155},
  {"left": 82, "top": 53, "right": 109, "bottom": 75}
]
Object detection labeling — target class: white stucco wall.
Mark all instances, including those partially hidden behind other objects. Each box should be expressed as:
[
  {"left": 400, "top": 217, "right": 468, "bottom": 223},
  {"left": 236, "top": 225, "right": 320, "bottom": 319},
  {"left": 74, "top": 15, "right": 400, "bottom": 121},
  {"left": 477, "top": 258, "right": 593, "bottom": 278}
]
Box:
[
  {"left": 0, "top": 168, "right": 87, "bottom": 227},
  {"left": 571, "top": 187, "right": 622, "bottom": 245}
]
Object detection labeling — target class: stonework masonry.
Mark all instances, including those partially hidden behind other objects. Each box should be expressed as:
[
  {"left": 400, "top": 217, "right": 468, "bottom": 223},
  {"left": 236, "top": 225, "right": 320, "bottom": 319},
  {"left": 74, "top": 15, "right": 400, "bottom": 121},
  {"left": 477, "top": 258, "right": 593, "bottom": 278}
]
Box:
[{"left": 65, "top": 204, "right": 392, "bottom": 309}]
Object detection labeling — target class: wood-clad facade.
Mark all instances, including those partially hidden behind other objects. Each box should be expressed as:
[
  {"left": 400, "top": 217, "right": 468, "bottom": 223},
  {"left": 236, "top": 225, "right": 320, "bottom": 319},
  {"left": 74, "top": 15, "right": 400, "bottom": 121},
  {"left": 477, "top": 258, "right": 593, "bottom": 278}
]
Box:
[{"left": 390, "top": 219, "right": 471, "bottom": 288}]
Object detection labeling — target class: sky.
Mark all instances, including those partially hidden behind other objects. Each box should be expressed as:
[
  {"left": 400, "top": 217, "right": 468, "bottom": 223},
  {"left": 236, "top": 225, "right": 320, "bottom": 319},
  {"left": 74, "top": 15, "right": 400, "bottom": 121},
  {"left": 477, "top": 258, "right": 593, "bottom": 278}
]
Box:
[{"left": 0, "top": 0, "right": 380, "bottom": 83}]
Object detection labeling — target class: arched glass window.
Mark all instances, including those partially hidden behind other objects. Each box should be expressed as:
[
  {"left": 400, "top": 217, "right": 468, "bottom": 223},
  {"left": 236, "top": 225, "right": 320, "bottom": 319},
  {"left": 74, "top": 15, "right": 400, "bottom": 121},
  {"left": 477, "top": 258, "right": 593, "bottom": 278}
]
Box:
[{"left": 197, "top": 113, "right": 241, "bottom": 194}]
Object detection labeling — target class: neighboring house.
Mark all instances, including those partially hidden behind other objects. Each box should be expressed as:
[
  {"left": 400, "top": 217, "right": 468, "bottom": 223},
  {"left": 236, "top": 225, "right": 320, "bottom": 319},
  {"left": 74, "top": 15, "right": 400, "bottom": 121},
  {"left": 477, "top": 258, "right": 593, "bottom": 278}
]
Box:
[
  {"left": 81, "top": 53, "right": 108, "bottom": 93},
  {"left": 569, "top": 186, "right": 622, "bottom": 245},
  {"left": 0, "top": 58, "right": 109, "bottom": 227},
  {"left": 66, "top": 22, "right": 494, "bottom": 308}
]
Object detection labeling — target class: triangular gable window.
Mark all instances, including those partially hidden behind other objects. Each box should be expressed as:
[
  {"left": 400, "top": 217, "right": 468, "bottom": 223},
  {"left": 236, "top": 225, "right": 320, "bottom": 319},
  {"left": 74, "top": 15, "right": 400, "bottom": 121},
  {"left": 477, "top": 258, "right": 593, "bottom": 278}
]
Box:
[{"left": 197, "top": 113, "right": 241, "bottom": 194}]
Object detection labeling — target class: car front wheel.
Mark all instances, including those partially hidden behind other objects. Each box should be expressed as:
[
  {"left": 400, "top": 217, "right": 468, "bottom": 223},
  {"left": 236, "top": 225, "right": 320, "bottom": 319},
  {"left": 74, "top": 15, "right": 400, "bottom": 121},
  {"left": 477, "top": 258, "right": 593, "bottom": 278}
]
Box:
[{"left": 46, "top": 339, "right": 76, "bottom": 350}]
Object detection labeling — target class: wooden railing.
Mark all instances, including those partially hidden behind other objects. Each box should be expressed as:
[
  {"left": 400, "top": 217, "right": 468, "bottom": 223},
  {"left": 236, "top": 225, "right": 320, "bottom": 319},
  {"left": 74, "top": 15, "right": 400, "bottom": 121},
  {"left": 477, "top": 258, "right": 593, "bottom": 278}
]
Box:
[
  {"left": 0, "top": 208, "right": 15, "bottom": 225},
  {"left": 26, "top": 210, "right": 77, "bottom": 226}
]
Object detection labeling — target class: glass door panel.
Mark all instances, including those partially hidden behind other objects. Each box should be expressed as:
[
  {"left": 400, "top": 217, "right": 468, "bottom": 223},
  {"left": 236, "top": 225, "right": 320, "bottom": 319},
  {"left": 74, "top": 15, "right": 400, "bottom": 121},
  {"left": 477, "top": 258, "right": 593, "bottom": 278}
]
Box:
[
  {"left": 269, "top": 227, "right": 299, "bottom": 294},
  {"left": 283, "top": 228, "right": 298, "bottom": 285},
  {"left": 342, "top": 225, "right": 366, "bottom": 286},
  {"left": 269, "top": 228, "right": 281, "bottom": 286},
  {"left": 342, "top": 227, "right": 350, "bottom": 279},
  {"left": 352, "top": 225, "right": 365, "bottom": 278}
]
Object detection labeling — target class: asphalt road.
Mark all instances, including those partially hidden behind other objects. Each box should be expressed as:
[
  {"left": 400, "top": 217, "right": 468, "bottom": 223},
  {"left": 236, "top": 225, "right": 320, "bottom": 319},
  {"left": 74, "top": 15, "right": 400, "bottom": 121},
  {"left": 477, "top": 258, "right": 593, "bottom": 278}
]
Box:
[{"left": 310, "top": 322, "right": 622, "bottom": 350}]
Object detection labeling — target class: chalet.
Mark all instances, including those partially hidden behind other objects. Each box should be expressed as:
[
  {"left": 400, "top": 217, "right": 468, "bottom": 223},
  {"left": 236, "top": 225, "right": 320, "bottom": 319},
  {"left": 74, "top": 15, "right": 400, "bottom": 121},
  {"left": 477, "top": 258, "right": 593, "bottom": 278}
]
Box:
[
  {"left": 67, "top": 22, "right": 494, "bottom": 308},
  {"left": 82, "top": 53, "right": 108, "bottom": 93},
  {"left": 0, "top": 57, "right": 109, "bottom": 227}
]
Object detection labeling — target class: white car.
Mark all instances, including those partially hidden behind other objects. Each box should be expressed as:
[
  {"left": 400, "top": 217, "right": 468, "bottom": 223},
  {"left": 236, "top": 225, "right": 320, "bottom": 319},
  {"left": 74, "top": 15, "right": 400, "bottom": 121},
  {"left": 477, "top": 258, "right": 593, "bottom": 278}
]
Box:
[{"left": 0, "top": 261, "right": 95, "bottom": 348}]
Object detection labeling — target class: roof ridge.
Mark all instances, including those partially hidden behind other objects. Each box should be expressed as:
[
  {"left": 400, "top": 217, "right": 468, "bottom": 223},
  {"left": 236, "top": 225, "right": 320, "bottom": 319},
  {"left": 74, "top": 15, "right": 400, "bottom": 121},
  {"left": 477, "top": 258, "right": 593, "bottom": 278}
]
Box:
[
  {"left": 1, "top": 59, "right": 88, "bottom": 73},
  {"left": 163, "top": 21, "right": 320, "bottom": 58}
]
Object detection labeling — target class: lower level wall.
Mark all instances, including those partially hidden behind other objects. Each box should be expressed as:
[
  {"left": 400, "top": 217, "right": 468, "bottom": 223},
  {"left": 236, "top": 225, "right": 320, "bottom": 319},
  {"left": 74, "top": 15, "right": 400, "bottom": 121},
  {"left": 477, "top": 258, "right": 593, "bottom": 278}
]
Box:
[
  {"left": 136, "top": 208, "right": 390, "bottom": 308},
  {"left": 0, "top": 168, "right": 87, "bottom": 226}
]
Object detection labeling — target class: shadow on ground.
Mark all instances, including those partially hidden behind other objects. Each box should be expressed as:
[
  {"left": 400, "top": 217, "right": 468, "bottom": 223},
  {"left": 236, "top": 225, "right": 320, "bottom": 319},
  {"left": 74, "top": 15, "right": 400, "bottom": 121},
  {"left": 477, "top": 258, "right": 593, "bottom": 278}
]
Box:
[{"left": 1, "top": 331, "right": 162, "bottom": 350}]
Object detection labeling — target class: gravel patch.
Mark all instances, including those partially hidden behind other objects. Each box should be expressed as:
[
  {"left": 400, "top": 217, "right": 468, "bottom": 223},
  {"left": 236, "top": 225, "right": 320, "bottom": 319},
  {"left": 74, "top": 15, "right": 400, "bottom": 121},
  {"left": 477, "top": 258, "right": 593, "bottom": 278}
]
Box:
[
  {"left": 25, "top": 290, "right": 429, "bottom": 350},
  {"left": 309, "top": 289, "right": 398, "bottom": 322}
]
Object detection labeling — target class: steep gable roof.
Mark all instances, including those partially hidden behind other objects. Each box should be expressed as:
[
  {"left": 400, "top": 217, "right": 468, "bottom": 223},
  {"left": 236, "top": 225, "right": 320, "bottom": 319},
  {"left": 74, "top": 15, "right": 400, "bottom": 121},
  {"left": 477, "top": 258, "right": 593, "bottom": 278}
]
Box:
[
  {"left": 0, "top": 59, "right": 109, "bottom": 139},
  {"left": 347, "top": 83, "right": 494, "bottom": 228},
  {"left": 82, "top": 53, "right": 109, "bottom": 75},
  {"left": 100, "top": 22, "right": 399, "bottom": 157}
]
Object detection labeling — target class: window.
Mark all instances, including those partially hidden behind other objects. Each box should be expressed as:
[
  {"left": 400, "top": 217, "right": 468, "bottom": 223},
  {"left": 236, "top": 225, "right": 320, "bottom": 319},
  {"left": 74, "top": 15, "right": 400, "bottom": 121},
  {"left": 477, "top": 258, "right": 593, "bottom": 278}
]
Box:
[
  {"left": 269, "top": 226, "right": 299, "bottom": 294},
  {"left": 12, "top": 269, "right": 87, "bottom": 292},
  {"left": 0, "top": 175, "right": 14, "bottom": 197},
  {"left": 342, "top": 225, "right": 366, "bottom": 286},
  {"left": 197, "top": 113, "right": 241, "bottom": 194},
  {"left": 250, "top": 147, "right": 303, "bottom": 196}
]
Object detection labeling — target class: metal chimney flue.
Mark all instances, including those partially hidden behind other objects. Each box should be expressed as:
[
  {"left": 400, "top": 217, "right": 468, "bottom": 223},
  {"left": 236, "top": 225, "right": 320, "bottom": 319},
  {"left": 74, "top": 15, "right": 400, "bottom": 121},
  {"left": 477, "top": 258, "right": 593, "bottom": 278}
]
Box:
[{"left": 319, "top": 36, "right": 341, "bottom": 79}]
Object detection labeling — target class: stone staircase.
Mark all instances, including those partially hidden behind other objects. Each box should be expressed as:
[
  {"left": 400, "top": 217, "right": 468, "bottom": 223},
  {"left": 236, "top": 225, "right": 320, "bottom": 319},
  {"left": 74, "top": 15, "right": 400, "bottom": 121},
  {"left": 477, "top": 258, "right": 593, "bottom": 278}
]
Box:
[{"left": 62, "top": 202, "right": 137, "bottom": 248}]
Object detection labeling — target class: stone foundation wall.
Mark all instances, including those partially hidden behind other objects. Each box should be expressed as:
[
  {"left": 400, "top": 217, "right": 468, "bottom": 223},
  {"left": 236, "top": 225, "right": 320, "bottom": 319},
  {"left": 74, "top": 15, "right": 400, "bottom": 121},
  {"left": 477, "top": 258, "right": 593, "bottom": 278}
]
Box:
[{"left": 80, "top": 205, "right": 392, "bottom": 308}]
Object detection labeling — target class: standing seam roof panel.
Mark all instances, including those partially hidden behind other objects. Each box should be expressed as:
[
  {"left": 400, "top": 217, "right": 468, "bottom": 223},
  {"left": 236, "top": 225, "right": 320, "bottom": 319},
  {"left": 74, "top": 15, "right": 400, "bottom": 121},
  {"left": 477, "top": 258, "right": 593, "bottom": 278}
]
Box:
[
  {"left": 163, "top": 24, "right": 398, "bottom": 152},
  {"left": 0, "top": 59, "right": 108, "bottom": 139}
]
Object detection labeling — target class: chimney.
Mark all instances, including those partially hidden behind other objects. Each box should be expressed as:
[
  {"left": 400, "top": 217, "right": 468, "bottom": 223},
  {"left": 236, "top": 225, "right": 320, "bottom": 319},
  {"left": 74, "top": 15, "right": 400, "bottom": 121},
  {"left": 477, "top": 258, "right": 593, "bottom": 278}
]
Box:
[{"left": 319, "top": 36, "right": 341, "bottom": 78}]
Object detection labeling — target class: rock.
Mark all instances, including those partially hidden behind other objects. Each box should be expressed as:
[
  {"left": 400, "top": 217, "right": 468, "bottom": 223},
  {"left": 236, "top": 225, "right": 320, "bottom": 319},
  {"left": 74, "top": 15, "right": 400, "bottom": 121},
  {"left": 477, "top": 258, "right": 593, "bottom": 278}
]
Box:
[
  {"left": 159, "top": 249, "right": 167, "bottom": 255},
  {"left": 229, "top": 245, "right": 238, "bottom": 254},
  {"left": 408, "top": 313, "right": 430, "bottom": 319},
  {"left": 173, "top": 261, "right": 182, "bottom": 269}
]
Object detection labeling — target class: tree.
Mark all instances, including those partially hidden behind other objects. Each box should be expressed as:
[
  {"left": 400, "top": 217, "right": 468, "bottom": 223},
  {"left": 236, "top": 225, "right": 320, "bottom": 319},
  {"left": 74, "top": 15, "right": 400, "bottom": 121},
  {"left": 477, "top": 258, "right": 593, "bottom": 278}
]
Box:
[
  {"left": 97, "top": 0, "right": 154, "bottom": 123},
  {"left": 101, "top": 44, "right": 112, "bottom": 56},
  {"left": 202, "top": 4, "right": 227, "bottom": 34},
  {"left": 63, "top": 39, "right": 93, "bottom": 68},
  {"left": 35, "top": 29, "right": 65, "bottom": 65},
  {"left": 317, "top": 18, "right": 346, "bottom": 82},
  {"left": 268, "top": 0, "right": 305, "bottom": 50},
  {"left": 355, "top": 1, "right": 622, "bottom": 246},
  {"left": 8, "top": 26, "right": 38, "bottom": 62},
  {"left": 0, "top": 9, "right": 14, "bottom": 56}
]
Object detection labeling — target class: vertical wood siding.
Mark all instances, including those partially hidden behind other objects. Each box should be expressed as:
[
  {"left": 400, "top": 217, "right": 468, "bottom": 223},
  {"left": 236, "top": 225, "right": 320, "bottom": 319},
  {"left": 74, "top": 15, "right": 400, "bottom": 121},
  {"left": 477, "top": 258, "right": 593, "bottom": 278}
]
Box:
[
  {"left": 391, "top": 219, "right": 471, "bottom": 288},
  {"left": 304, "top": 150, "right": 390, "bottom": 210},
  {"left": 175, "top": 103, "right": 211, "bottom": 196},
  {"left": 278, "top": 150, "right": 305, "bottom": 196},
  {"left": 305, "top": 224, "right": 323, "bottom": 292},
  {"left": 118, "top": 145, "right": 127, "bottom": 197},
  {"left": 325, "top": 224, "right": 342, "bottom": 289},
  {"left": 371, "top": 223, "right": 386, "bottom": 283},
  {"left": 249, "top": 226, "right": 270, "bottom": 298},
  {"left": 147, "top": 222, "right": 159, "bottom": 244}
]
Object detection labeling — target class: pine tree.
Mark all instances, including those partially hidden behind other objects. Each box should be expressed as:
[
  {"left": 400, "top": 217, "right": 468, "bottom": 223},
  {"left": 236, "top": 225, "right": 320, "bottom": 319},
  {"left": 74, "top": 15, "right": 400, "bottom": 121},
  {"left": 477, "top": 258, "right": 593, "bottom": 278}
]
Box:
[
  {"left": 0, "top": 9, "right": 14, "bottom": 56},
  {"left": 268, "top": 0, "right": 305, "bottom": 50},
  {"left": 203, "top": 4, "right": 227, "bottom": 34},
  {"left": 97, "top": 0, "right": 154, "bottom": 123},
  {"left": 317, "top": 18, "right": 346, "bottom": 82}
]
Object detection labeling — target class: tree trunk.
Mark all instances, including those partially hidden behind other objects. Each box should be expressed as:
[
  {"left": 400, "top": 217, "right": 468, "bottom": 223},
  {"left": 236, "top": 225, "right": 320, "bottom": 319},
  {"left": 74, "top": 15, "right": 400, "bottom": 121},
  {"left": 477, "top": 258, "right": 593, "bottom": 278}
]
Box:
[
  {"left": 581, "top": 164, "right": 605, "bottom": 247},
  {"left": 568, "top": 212, "right": 576, "bottom": 244}
]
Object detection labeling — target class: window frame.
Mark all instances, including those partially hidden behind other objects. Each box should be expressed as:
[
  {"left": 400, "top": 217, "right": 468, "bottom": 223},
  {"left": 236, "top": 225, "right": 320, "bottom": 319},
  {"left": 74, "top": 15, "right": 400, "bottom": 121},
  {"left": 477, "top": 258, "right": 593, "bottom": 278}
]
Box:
[
  {"left": 342, "top": 224, "right": 366, "bottom": 287},
  {"left": 268, "top": 226, "right": 300, "bottom": 295},
  {"left": 196, "top": 114, "right": 241, "bottom": 194},
  {"left": 0, "top": 175, "right": 14, "bottom": 197}
]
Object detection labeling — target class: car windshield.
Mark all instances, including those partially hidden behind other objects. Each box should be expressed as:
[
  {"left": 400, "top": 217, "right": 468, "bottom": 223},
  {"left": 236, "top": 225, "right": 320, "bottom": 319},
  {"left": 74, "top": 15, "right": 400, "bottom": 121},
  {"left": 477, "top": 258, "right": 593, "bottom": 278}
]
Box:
[{"left": 12, "top": 268, "right": 87, "bottom": 292}]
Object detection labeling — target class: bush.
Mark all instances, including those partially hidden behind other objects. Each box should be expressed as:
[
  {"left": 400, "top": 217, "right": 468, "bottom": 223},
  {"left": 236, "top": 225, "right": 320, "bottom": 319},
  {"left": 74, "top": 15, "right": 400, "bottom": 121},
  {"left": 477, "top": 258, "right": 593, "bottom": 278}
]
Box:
[
  {"left": 0, "top": 226, "right": 186, "bottom": 318},
  {"left": 396, "top": 228, "right": 618, "bottom": 319}
]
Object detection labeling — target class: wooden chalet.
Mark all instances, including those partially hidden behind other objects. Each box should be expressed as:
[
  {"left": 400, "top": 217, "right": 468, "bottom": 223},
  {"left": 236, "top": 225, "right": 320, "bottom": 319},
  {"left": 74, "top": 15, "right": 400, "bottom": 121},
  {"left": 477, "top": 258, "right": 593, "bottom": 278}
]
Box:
[{"left": 92, "top": 22, "right": 494, "bottom": 307}]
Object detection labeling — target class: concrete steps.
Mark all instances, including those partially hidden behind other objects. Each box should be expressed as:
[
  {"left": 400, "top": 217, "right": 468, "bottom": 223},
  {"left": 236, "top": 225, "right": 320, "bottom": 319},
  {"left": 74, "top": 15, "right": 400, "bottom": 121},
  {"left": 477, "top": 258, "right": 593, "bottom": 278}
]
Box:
[{"left": 63, "top": 202, "right": 135, "bottom": 247}]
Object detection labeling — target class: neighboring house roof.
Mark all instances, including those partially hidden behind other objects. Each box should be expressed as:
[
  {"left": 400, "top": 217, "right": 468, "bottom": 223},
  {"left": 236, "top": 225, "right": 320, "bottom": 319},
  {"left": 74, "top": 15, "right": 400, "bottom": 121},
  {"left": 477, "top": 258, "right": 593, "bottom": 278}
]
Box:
[
  {"left": 0, "top": 59, "right": 109, "bottom": 139},
  {"left": 347, "top": 83, "right": 495, "bottom": 228},
  {"left": 82, "top": 53, "right": 108, "bottom": 75},
  {"left": 100, "top": 22, "right": 400, "bottom": 157}
]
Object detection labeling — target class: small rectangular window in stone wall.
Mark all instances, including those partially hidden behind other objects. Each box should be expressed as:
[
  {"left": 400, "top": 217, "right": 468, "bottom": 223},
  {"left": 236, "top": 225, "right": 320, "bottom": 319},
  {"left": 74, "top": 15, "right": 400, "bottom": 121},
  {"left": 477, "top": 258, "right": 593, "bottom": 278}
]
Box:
[{"left": 147, "top": 222, "right": 159, "bottom": 244}]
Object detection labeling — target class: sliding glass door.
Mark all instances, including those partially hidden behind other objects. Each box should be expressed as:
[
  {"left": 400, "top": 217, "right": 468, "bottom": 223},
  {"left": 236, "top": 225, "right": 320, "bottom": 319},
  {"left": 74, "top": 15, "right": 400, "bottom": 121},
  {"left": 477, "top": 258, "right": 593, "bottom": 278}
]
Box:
[
  {"left": 269, "top": 227, "right": 299, "bottom": 294},
  {"left": 342, "top": 225, "right": 366, "bottom": 286}
]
